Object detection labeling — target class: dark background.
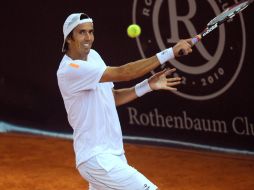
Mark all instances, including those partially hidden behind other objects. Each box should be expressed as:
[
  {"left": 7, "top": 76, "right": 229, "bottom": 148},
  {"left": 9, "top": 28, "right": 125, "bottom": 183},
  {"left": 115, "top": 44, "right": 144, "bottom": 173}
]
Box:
[{"left": 0, "top": 0, "right": 253, "bottom": 151}]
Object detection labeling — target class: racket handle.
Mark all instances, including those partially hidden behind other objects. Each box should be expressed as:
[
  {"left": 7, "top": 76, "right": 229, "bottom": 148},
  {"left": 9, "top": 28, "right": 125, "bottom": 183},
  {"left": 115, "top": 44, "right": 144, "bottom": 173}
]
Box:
[
  {"left": 178, "top": 35, "right": 201, "bottom": 56},
  {"left": 191, "top": 36, "right": 200, "bottom": 45},
  {"left": 192, "top": 34, "right": 202, "bottom": 45}
]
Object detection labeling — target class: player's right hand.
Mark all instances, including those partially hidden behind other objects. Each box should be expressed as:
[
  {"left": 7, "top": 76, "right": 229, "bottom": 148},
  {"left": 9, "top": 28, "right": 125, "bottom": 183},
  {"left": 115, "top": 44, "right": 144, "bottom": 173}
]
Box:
[{"left": 173, "top": 39, "right": 193, "bottom": 57}]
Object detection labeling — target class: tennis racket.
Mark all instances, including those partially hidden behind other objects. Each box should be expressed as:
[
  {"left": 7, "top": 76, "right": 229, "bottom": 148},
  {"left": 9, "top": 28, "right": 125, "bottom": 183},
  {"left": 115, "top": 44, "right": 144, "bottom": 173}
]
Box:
[{"left": 179, "top": 0, "right": 253, "bottom": 55}]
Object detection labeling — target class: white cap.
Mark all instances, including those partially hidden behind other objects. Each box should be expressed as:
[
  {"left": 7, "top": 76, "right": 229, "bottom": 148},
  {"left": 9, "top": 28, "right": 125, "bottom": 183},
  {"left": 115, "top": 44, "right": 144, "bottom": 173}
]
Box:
[{"left": 62, "top": 13, "right": 93, "bottom": 52}]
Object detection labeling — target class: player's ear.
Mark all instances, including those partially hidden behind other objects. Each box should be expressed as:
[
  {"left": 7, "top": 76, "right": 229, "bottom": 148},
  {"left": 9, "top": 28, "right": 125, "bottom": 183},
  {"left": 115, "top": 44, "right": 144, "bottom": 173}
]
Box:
[
  {"left": 66, "top": 38, "right": 71, "bottom": 44},
  {"left": 66, "top": 36, "right": 72, "bottom": 43},
  {"left": 66, "top": 32, "right": 74, "bottom": 44}
]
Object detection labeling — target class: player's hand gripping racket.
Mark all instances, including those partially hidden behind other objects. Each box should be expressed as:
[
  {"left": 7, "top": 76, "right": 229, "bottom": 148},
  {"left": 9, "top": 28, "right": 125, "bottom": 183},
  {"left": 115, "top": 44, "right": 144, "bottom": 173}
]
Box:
[{"left": 179, "top": 0, "right": 253, "bottom": 56}]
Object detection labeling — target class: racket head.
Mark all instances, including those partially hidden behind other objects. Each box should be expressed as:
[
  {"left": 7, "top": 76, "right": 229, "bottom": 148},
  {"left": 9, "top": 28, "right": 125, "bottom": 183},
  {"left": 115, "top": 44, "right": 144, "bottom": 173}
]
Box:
[
  {"left": 179, "top": 0, "right": 253, "bottom": 55},
  {"left": 207, "top": 0, "right": 252, "bottom": 27}
]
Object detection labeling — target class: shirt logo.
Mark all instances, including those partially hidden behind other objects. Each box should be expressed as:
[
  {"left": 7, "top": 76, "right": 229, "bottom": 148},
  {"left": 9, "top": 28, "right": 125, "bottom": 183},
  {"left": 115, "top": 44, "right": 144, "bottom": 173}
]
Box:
[
  {"left": 69, "top": 63, "right": 80, "bottom": 69},
  {"left": 143, "top": 184, "right": 150, "bottom": 190}
]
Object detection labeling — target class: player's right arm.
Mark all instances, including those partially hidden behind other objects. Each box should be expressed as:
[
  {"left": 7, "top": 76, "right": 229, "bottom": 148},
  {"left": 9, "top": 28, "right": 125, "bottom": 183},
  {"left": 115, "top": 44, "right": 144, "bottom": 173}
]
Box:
[
  {"left": 101, "top": 55, "right": 160, "bottom": 82},
  {"left": 100, "top": 39, "right": 192, "bottom": 83}
]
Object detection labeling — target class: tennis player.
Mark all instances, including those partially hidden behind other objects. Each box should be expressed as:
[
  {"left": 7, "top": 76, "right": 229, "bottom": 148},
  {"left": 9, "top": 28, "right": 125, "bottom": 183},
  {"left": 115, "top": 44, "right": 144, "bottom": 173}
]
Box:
[{"left": 57, "top": 13, "right": 192, "bottom": 190}]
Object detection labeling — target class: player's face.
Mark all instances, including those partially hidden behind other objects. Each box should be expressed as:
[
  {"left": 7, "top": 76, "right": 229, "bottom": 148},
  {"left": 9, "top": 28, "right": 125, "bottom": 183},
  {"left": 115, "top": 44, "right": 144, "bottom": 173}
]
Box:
[{"left": 69, "top": 22, "right": 94, "bottom": 58}]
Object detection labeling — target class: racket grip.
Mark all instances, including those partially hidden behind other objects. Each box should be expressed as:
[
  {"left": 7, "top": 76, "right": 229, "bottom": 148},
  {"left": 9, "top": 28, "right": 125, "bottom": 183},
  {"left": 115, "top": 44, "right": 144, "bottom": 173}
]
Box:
[
  {"left": 191, "top": 36, "right": 200, "bottom": 45},
  {"left": 191, "top": 34, "right": 202, "bottom": 45}
]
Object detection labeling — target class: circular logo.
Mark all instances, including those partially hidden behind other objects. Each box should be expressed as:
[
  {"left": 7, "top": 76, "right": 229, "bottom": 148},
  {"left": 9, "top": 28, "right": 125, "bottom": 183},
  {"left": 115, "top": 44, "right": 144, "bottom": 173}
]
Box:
[{"left": 132, "top": 0, "right": 246, "bottom": 100}]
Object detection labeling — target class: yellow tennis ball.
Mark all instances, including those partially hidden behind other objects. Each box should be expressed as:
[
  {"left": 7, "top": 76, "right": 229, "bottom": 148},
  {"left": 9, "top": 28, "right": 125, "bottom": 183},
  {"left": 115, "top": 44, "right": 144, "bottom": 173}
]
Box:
[{"left": 127, "top": 24, "right": 141, "bottom": 38}]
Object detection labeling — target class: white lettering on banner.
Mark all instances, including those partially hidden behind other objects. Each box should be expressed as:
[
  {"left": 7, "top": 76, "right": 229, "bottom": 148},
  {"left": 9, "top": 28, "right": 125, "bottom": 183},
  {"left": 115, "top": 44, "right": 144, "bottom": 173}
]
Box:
[
  {"left": 142, "top": 0, "right": 153, "bottom": 17},
  {"left": 127, "top": 107, "right": 254, "bottom": 137},
  {"left": 127, "top": 107, "right": 228, "bottom": 134},
  {"left": 232, "top": 117, "right": 254, "bottom": 136}
]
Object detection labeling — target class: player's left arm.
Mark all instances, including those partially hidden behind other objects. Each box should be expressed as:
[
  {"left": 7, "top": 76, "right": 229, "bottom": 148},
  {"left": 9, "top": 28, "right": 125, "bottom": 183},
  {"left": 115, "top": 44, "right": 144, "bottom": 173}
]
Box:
[
  {"left": 113, "top": 68, "right": 181, "bottom": 106},
  {"left": 113, "top": 87, "right": 137, "bottom": 106}
]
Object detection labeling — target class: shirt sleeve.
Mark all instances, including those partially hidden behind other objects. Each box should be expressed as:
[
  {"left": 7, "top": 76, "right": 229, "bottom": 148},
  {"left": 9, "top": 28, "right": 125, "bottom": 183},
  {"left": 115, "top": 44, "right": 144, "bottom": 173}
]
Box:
[
  {"left": 64, "top": 60, "right": 106, "bottom": 93},
  {"left": 91, "top": 50, "right": 114, "bottom": 89}
]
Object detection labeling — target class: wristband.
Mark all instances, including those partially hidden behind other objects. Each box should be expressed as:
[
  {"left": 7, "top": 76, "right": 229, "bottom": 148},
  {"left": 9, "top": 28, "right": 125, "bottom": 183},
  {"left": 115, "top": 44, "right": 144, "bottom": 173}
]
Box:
[
  {"left": 156, "top": 47, "right": 175, "bottom": 65},
  {"left": 135, "top": 79, "right": 152, "bottom": 97}
]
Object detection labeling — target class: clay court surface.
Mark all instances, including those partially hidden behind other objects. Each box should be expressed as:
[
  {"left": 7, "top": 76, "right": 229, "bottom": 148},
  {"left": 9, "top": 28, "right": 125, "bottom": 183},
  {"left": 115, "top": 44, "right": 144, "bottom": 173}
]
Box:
[{"left": 0, "top": 133, "right": 253, "bottom": 190}]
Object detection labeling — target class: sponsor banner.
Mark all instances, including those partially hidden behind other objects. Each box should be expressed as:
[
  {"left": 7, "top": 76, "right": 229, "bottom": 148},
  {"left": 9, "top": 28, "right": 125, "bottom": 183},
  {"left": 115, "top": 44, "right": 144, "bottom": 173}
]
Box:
[
  {"left": 124, "top": 0, "right": 254, "bottom": 150},
  {"left": 0, "top": 0, "right": 253, "bottom": 151}
]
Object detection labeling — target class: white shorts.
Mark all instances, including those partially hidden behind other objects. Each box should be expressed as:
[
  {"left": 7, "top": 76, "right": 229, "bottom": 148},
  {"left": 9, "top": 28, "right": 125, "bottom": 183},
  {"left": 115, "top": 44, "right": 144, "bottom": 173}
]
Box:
[{"left": 77, "top": 154, "right": 158, "bottom": 190}]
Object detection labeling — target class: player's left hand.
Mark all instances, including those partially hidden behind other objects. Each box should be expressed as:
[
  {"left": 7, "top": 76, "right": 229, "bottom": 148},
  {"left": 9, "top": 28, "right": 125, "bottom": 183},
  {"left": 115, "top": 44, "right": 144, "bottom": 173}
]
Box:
[{"left": 148, "top": 68, "right": 182, "bottom": 91}]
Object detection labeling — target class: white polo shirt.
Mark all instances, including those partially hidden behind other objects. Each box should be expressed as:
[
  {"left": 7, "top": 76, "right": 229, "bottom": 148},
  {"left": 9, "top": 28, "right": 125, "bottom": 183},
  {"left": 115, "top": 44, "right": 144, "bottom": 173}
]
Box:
[{"left": 57, "top": 49, "right": 124, "bottom": 167}]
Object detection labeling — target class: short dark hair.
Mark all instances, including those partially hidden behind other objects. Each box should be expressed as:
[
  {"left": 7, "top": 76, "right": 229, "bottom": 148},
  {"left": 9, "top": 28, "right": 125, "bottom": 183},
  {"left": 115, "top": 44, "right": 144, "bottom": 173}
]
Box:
[{"left": 63, "top": 31, "right": 74, "bottom": 52}]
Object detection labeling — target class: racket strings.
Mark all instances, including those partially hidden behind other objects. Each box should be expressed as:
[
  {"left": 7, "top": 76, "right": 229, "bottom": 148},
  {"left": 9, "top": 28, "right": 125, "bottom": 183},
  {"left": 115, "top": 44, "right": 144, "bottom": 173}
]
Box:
[{"left": 207, "top": 1, "right": 249, "bottom": 27}]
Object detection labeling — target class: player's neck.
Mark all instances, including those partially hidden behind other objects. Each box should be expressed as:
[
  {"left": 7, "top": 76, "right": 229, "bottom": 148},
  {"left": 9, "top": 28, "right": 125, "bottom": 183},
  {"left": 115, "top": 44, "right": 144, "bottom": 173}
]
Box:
[{"left": 66, "top": 50, "right": 88, "bottom": 61}]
